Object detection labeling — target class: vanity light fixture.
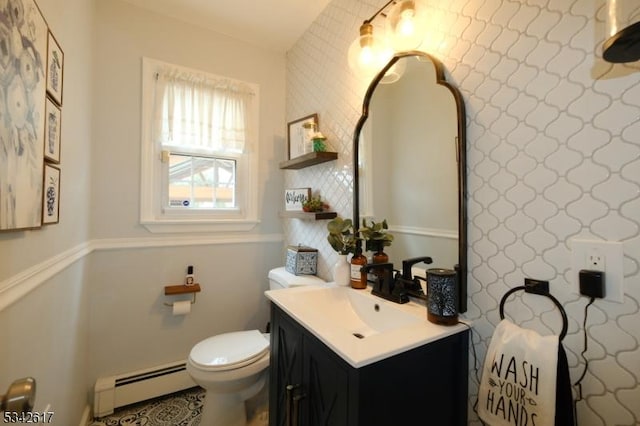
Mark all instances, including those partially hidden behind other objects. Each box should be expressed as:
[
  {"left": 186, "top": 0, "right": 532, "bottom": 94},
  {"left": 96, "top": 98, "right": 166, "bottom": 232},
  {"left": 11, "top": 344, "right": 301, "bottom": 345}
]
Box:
[{"left": 348, "top": 0, "right": 427, "bottom": 82}]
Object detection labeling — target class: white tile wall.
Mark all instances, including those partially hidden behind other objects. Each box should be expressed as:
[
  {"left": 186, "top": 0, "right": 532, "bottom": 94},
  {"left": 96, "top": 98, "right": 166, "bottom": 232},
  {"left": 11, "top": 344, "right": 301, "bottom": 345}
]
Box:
[{"left": 285, "top": 0, "right": 640, "bottom": 424}]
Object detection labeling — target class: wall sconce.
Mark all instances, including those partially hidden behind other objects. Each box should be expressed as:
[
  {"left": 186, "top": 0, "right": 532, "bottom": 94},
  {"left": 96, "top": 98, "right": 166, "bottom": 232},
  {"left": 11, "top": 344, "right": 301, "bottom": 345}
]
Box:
[
  {"left": 603, "top": 0, "right": 640, "bottom": 63},
  {"left": 348, "top": 0, "right": 427, "bottom": 81}
]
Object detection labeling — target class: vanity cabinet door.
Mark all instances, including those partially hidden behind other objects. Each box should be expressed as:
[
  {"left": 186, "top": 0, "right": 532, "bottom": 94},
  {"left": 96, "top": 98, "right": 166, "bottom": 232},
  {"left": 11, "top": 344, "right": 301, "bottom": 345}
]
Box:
[
  {"left": 269, "top": 307, "right": 305, "bottom": 426},
  {"left": 301, "top": 335, "right": 350, "bottom": 426},
  {"left": 270, "top": 305, "right": 351, "bottom": 426}
]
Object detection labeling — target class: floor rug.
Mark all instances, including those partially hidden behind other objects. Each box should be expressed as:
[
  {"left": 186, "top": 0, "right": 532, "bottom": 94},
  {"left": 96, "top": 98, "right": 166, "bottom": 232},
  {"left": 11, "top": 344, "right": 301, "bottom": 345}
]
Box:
[
  {"left": 91, "top": 387, "right": 205, "bottom": 426},
  {"left": 91, "top": 384, "right": 269, "bottom": 426}
]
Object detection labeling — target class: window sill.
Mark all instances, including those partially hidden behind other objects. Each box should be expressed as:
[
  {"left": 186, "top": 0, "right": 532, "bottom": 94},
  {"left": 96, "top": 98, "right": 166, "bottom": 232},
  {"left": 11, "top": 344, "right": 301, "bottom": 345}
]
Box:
[{"left": 141, "top": 219, "right": 260, "bottom": 234}]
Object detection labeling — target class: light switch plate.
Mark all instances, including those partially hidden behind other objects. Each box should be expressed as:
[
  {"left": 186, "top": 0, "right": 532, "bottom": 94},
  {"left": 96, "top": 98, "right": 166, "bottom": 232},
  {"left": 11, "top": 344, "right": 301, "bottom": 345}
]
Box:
[{"left": 570, "top": 239, "right": 624, "bottom": 303}]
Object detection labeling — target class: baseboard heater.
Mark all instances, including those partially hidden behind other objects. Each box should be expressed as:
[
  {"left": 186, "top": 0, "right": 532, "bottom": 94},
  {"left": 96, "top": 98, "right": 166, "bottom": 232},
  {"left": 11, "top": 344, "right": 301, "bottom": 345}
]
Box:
[{"left": 93, "top": 360, "right": 196, "bottom": 418}]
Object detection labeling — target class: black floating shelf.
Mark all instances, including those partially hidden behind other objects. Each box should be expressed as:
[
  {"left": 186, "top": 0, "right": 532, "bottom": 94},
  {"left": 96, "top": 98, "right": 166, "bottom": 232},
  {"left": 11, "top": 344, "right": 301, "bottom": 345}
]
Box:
[
  {"left": 279, "top": 152, "right": 338, "bottom": 170},
  {"left": 279, "top": 211, "right": 338, "bottom": 220}
]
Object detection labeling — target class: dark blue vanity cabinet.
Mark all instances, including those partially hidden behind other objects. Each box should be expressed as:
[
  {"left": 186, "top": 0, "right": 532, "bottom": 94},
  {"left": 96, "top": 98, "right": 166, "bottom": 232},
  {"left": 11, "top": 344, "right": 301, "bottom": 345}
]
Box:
[{"left": 268, "top": 304, "right": 469, "bottom": 426}]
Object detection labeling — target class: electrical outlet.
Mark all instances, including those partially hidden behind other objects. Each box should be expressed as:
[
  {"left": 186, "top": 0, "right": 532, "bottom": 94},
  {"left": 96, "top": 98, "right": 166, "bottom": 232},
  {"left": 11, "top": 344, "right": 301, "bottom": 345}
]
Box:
[
  {"left": 571, "top": 239, "right": 624, "bottom": 303},
  {"left": 587, "top": 248, "right": 605, "bottom": 269}
]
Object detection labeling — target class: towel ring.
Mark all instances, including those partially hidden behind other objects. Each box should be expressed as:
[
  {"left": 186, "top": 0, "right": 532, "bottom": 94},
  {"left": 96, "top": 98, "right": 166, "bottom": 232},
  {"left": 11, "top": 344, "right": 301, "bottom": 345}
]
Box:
[{"left": 499, "top": 285, "right": 568, "bottom": 341}]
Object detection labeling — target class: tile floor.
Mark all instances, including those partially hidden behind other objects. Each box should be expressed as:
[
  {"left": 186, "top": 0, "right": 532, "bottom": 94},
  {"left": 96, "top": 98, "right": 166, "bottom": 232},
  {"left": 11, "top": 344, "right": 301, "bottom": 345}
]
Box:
[{"left": 91, "top": 384, "right": 269, "bottom": 426}]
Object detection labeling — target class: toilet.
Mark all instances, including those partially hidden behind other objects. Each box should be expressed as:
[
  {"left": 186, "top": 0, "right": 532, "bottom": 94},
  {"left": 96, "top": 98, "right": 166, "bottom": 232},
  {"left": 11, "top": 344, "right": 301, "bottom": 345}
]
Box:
[
  {"left": 267, "top": 266, "right": 327, "bottom": 290},
  {"left": 187, "top": 267, "right": 325, "bottom": 426}
]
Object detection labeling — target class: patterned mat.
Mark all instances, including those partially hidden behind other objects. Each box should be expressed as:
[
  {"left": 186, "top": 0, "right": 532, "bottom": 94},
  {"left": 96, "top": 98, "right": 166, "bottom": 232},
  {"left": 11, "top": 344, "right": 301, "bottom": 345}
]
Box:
[
  {"left": 92, "top": 387, "right": 204, "bottom": 426},
  {"left": 92, "top": 385, "right": 269, "bottom": 426}
]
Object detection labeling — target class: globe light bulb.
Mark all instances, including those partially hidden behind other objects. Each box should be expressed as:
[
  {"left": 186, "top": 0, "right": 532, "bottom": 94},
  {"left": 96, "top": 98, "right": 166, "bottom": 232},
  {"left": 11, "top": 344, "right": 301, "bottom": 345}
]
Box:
[
  {"left": 398, "top": 9, "right": 416, "bottom": 37},
  {"left": 386, "top": 0, "right": 427, "bottom": 52},
  {"left": 360, "top": 44, "right": 374, "bottom": 66},
  {"left": 348, "top": 23, "right": 393, "bottom": 78}
]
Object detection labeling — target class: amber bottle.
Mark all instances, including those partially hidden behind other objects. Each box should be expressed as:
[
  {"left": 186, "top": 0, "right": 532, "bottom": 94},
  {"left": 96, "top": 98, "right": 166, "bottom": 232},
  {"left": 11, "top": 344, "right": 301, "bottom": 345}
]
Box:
[
  {"left": 350, "top": 250, "right": 368, "bottom": 289},
  {"left": 372, "top": 250, "right": 389, "bottom": 264}
]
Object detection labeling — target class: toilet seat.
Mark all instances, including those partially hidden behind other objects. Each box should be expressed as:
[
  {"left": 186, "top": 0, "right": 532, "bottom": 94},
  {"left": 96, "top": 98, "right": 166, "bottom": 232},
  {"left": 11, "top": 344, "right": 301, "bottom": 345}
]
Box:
[{"left": 189, "top": 330, "right": 269, "bottom": 372}]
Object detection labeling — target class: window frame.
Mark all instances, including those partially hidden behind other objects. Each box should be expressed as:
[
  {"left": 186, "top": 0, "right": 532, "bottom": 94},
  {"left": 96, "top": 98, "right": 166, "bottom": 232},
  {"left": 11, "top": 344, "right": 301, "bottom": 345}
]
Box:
[{"left": 140, "top": 57, "right": 260, "bottom": 233}]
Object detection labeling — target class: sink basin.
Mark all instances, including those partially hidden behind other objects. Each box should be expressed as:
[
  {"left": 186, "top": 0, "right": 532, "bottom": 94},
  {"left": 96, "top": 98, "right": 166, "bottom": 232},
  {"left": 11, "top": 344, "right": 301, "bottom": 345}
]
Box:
[
  {"left": 265, "top": 285, "right": 468, "bottom": 368},
  {"left": 317, "top": 286, "right": 421, "bottom": 337}
]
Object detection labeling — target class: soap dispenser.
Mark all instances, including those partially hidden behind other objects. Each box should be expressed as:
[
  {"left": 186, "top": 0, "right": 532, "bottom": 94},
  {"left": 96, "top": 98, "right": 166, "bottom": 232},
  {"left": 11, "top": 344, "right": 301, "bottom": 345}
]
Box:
[{"left": 350, "top": 247, "right": 368, "bottom": 289}]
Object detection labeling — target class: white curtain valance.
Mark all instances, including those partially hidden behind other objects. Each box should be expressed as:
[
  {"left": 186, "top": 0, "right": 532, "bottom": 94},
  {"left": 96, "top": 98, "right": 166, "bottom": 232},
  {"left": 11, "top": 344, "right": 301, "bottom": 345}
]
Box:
[{"left": 153, "top": 67, "right": 254, "bottom": 153}]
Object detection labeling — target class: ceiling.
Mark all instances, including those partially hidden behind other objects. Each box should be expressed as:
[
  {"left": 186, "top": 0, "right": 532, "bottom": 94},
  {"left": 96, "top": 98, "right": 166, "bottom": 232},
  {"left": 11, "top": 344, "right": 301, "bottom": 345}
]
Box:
[{"left": 119, "top": 0, "right": 333, "bottom": 52}]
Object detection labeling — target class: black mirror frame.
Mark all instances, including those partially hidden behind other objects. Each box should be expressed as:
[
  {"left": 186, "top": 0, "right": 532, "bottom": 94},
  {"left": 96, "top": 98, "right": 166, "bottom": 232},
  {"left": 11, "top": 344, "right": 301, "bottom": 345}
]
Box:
[{"left": 352, "top": 51, "right": 467, "bottom": 313}]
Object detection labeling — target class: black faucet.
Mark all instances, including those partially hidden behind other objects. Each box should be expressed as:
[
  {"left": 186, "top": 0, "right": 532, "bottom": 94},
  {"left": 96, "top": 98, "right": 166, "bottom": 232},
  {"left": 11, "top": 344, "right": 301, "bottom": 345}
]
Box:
[
  {"left": 395, "top": 256, "right": 433, "bottom": 299},
  {"left": 361, "top": 263, "right": 409, "bottom": 304}
]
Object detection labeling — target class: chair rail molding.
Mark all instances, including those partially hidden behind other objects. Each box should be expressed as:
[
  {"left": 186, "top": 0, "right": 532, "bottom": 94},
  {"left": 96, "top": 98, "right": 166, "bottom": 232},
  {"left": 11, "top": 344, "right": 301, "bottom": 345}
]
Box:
[{"left": 0, "top": 233, "right": 284, "bottom": 312}]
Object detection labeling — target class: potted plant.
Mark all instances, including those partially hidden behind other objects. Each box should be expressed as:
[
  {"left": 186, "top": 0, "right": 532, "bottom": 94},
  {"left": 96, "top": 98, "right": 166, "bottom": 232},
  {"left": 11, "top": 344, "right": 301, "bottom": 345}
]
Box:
[
  {"left": 302, "top": 196, "right": 327, "bottom": 212},
  {"left": 327, "top": 217, "right": 356, "bottom": 286},
  {"left": 311, "top": 131, "right": 327, "bottom": 152},
  {"left": 360, "top": 219, "right": 394, "bottom": 264}
]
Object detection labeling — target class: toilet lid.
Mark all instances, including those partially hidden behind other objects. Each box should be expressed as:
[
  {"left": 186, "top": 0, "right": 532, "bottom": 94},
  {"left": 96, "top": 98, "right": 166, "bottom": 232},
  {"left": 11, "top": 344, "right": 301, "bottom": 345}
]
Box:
[{"left": 189, "top": 330, "right": 269, "bottom": 372}]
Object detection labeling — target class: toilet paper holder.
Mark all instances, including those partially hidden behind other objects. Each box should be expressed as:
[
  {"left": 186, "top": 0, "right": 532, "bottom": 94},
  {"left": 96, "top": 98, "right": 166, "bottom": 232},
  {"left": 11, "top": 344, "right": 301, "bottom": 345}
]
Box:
[{"left": 163, "top": 283, "right": 201, "bottom": 306}]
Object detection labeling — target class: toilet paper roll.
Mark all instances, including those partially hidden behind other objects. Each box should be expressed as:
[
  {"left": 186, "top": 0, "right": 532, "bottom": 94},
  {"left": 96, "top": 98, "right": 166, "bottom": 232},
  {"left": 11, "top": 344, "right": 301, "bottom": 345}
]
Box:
[{"left": 172, "top": 300, "right": 191, "bottom": 316}]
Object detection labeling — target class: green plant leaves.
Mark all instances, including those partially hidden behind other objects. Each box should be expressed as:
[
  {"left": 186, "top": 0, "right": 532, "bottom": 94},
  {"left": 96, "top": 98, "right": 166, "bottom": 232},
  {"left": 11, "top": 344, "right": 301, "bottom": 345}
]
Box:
[
  {"left": 360, "top": 218, "right": 393, "bottom": 251},
  {"left": 327, "top": 217, "right": 356, "bottom": 254}
]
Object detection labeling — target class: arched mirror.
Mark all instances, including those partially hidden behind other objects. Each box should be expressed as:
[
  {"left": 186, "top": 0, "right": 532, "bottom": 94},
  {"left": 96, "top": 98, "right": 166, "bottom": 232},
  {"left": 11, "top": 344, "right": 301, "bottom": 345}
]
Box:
[{"left": 353, "top": 51, "right": 467, "bottom": 313}]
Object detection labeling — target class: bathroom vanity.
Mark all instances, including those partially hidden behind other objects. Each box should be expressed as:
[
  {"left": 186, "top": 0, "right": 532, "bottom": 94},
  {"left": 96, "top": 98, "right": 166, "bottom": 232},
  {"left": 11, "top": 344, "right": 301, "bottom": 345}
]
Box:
[{"left": 266, "top": 286, "right": 469, "bottom": 426}]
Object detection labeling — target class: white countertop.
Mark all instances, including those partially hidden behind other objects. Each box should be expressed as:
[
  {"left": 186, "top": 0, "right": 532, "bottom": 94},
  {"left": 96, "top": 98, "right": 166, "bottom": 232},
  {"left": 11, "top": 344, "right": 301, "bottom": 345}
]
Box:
[{"left": 265, "top": 284, "right": 469, "bottom": 368}]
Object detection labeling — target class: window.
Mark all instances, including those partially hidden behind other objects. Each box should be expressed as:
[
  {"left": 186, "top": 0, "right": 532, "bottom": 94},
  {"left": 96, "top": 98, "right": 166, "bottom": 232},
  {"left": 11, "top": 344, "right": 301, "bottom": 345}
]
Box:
[
  {"left": 167, "top": 154, "right": 236, "bottom": 209},
  {"left": 140, "top": 58, "right": 259, "bottom": 233}
]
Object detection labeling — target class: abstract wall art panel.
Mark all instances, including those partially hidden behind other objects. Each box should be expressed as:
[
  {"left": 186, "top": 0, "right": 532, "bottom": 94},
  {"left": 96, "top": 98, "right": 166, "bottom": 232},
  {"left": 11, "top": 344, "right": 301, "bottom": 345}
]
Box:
[{"left": 0, "top": 0, "right": 48, "bottom": 231}]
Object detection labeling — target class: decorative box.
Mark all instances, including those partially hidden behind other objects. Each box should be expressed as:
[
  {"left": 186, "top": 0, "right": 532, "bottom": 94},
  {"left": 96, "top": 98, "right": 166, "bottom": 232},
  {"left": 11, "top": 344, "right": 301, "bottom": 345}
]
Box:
[{"left": 285, "top": 245, "right": 318, "bottom": 275}]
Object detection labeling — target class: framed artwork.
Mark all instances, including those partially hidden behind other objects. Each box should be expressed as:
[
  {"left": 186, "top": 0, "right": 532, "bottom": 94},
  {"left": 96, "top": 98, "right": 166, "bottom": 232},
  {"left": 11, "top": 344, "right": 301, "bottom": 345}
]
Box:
[
  {"left": 46, "top": 30, "right": 64, "bottom": 106},
  {"left": 44, "top": 97, "right": 62, "bottom": 163},
  {"left": 287, "top": 114, "right": 318, "bottom": 160},
  {"left": 0, "top": 0, "right": 48, "bottom": 231},
  {"left": 284, "top": 188, "right": 311, "bottom": 211},
  {"left": 42, "top": 164, "right": 60, "bottom": 225}
]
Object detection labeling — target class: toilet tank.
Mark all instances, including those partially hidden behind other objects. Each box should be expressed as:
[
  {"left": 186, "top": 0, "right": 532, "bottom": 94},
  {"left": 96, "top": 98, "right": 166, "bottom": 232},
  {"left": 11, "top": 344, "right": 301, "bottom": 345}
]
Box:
[{"left": 268, "top": 267, "right": 326, "bottom": 290}]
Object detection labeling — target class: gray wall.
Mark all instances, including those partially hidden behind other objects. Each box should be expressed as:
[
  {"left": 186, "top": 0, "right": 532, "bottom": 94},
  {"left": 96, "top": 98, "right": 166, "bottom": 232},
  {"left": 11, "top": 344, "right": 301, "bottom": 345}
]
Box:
[
  {"left": 0, "top": 0, "right": 94, "bottom": 424},
  {"left": 88, "top": 0, "right": 286, "bottom": 388},
  {"left": 0, "top": 0, "right": 287, "bottom": 423},
  {"left": 91, "top": 0, "right": 286, "bottom": 239}
]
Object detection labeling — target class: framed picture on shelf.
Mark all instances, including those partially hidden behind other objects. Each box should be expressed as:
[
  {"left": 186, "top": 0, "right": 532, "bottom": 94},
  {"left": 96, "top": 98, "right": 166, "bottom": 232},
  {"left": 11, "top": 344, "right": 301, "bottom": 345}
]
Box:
[
  {"left": 46, "top": 30, "right": 64, "bottom": 105},
  {"left": 284, "top": 188, "right": 311, "bottom": 211},
  {"left": 287, "top": 114, "right": 318, "bottom": 160},
  {"left": 42, "top": 164, "right": 61, "bottom": 225},
  {"left": 44, "top": 97, "right": 62, "bottom": 163}
]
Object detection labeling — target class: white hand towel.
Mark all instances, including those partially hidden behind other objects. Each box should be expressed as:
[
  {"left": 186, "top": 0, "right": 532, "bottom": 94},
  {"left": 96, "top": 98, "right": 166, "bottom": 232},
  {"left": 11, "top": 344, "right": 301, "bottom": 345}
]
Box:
[{"left": 478, "top": 319, "right": 559, "bottom": 426}]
